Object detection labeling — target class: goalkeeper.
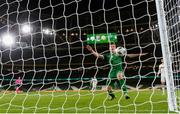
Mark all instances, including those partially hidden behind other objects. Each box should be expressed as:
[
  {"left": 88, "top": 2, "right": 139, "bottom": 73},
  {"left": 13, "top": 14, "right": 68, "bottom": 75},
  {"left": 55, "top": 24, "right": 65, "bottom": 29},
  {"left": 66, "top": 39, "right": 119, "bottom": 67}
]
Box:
[{"left": 86, "top": 43, "right": 143, "bottom": 100}]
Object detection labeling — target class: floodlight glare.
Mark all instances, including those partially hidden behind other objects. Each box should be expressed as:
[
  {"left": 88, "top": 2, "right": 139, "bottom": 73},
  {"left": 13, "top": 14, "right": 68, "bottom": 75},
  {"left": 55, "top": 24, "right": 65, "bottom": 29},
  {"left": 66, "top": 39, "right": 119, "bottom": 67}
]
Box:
[
  {"left": 2, "top": 33, "right": 15, "bottom": 46},
  {"left": 43, "top": 28, "right": 55, "bottom": 35},
  {"left": 43, "top": 29, "right": 51, "bottom": 35},
  {"left": 21, "top": 24, "right": 32, "bottom": 34}
]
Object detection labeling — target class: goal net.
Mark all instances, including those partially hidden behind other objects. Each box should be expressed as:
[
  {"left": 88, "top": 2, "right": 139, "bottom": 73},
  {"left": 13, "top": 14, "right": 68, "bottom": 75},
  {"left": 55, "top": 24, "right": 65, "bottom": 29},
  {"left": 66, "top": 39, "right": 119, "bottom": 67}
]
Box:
[
  {"left": 162, "top": 0, "right": 180, "bottom": 111},
  {"left": 0, "top": 0, "right": 179, "bottom": 113}
]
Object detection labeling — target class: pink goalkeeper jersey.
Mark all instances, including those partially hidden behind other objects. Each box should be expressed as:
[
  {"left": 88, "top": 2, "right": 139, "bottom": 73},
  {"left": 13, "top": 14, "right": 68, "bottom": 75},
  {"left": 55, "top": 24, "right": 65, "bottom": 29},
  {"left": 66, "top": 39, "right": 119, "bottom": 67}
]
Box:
[{"left": 15, "top": 79, "right": 22, "bottom": 84}]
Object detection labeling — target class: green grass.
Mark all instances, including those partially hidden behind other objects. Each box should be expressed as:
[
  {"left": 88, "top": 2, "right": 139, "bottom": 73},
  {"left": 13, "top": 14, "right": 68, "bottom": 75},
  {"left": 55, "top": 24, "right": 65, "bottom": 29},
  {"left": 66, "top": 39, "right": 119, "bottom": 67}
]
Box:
[{"left": 0, "top": 89, "right": 173, "bottom": 113}]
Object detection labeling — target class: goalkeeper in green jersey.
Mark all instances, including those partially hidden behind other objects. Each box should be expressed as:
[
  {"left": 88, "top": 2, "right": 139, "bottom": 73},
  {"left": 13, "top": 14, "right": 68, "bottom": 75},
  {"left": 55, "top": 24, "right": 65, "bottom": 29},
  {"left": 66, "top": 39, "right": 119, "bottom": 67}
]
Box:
[{"left": 86, "top": 43, "right": 144, "bottom": 100}]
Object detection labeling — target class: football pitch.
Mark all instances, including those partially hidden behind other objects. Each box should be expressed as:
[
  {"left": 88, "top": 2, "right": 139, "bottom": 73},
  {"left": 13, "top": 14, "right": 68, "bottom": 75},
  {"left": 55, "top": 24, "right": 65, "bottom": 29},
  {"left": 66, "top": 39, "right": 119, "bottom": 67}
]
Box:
[{"left": 0, "top": 89, "right": 172, "bottom": 113}]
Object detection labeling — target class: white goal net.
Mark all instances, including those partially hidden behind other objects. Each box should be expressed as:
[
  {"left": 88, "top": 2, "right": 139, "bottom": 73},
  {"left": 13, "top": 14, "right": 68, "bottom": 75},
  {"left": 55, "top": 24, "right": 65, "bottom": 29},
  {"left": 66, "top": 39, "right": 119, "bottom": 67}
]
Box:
[
  {"left": 0, "top": 0, "right": 179, "bottom": 113},
  {"left": 163, "top": 0, "right": 180, "bottom": 111}
]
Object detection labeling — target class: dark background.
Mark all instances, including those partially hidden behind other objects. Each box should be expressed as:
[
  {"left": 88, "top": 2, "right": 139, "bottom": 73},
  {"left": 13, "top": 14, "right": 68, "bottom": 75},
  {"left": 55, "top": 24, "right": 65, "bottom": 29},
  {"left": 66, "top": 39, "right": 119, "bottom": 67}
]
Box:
[{"left": 0, "top": 0, "right": 166, "bottom": 90}]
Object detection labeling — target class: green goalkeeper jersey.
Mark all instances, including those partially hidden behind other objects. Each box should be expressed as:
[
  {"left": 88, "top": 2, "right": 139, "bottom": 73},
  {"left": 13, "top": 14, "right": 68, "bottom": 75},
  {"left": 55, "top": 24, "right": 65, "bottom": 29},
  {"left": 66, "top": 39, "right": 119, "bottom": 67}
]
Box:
[{"left": 104, "top": 53, "right": 123, "bottom": 78}]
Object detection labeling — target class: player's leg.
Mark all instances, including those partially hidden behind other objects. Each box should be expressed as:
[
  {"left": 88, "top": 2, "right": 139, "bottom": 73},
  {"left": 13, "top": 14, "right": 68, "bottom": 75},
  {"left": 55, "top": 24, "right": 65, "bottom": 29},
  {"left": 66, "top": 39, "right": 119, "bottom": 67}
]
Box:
[
  {"left": 89, "top": 81, "right": 92, "bottom": 91},
  {"left": 92, "top": 83, "right": 96, "bottom": 92},
  {"left": 117, "top": 72, "right": 130, "bottom": 99},
  {"left": 16, "top": 84, "right": 22, "bottom": 93},
  {"left": 15, "top": 85, "right": 19, "bottom": 93},
  {"left": 106, "top": 78, "right": 115, "bottom": 100},
  {"left": 161, "top": 74, "right": 166, "bottom": 95},
  {"left": 94, "top": 83, "right": 97, "bottom": 91}
]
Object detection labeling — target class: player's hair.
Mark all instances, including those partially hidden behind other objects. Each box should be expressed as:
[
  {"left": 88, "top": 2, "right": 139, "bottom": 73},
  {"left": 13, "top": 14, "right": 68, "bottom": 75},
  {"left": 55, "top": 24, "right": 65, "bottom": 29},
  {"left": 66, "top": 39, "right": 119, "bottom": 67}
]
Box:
[{"left": 109, "top": 41, "right": 116, "bottom": 45}]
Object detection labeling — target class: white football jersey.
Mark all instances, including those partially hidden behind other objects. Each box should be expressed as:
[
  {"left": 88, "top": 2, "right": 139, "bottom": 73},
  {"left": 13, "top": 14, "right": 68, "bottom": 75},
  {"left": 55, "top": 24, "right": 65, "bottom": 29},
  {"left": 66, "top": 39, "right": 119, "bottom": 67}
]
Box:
[
  {"left": 159, "top": 63, "right": 164, "bottom": 75},
  {"left": 159, "top": 63, "right": 166, "bottom": 82},
  {"left": 91, "top": 78, "right": 98, "bottom": 85}
]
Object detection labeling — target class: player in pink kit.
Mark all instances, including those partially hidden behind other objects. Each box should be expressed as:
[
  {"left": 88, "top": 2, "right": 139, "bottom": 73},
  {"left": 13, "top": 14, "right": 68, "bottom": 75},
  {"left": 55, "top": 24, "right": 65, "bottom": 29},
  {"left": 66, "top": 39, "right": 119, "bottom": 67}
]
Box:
[{"left": 15, "top": 77, "right": 23, "bottom": 93}]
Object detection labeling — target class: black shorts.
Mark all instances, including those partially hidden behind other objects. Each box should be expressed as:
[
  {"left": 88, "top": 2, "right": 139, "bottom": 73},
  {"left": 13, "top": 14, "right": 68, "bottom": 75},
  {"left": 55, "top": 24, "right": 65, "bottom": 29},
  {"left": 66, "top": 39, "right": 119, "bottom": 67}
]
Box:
[{"left": 16, "top": 84, "right": 21, "bottom": 88}]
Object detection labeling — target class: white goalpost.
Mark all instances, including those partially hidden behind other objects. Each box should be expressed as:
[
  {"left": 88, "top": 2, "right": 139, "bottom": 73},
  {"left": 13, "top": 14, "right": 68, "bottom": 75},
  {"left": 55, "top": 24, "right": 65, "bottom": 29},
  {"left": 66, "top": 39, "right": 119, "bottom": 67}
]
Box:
[
  {"left": 155, "top": 0, "right": 177, "bottom": 111},
  {"left": 155, "top": 0, "right": 180, "bottom": 112},
  {"left": 0, "top": 0, "right": 180, "bottom": 113}
]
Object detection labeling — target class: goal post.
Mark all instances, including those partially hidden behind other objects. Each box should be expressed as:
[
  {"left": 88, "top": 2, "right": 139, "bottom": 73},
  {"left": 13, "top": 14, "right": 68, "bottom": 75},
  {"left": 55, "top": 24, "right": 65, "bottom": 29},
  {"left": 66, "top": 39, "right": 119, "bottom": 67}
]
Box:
[{"left": 155, "top": 0, "right": 178, "bottom": 112}]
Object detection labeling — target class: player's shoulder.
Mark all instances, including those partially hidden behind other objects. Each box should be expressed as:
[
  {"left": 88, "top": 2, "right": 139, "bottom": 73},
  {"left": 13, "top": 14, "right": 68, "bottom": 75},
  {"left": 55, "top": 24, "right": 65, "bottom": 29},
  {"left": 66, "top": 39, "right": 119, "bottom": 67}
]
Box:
[
  {"left": 103, "top": 52, "right": 110, "bottom": 56},
  {"left": 159, "top": 63, "right": 164, "bottom": 68}
]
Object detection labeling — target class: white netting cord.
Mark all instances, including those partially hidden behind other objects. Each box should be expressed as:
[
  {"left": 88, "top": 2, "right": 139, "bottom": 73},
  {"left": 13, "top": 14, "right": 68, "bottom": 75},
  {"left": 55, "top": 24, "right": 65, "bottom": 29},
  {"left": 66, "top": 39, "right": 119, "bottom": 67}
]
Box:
[
  {"left": 0, "top": 0, "right": 176, "bottom": 113},
  {"left": 164, "top": 0, "right": 180, "bottom": 111}
]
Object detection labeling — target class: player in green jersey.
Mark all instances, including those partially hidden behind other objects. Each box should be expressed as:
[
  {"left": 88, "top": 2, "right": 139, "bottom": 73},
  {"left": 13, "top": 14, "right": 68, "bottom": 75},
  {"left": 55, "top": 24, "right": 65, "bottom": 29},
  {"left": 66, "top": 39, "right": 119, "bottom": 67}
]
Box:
[{"left": 86, "top": 43, "right": 143, "bottom": 100}]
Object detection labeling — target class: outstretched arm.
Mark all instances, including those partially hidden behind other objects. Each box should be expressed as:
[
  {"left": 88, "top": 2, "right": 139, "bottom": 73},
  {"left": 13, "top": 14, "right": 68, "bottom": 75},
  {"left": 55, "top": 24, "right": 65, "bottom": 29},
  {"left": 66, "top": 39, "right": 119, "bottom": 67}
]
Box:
[
  {"left": 86, "top": 45, "right": 104, "bottom": 59},
  {"left": 126, "top": 53, "right": 148, "bottom": 58}
]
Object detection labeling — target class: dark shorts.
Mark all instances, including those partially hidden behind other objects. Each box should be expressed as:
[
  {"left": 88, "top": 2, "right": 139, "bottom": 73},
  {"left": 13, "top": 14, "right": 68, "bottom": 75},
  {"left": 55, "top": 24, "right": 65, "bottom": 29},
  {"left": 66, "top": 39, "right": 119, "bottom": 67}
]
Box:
[{"left": 16, "top": 84, "right": 21, "bottom": 88}]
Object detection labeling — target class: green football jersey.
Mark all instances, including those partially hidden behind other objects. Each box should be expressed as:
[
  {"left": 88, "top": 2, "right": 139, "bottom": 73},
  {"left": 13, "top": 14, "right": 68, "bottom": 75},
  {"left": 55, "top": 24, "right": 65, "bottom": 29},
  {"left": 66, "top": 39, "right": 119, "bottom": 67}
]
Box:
[{"left": 104, "top": 53, "right": 123, "bottom": 78}]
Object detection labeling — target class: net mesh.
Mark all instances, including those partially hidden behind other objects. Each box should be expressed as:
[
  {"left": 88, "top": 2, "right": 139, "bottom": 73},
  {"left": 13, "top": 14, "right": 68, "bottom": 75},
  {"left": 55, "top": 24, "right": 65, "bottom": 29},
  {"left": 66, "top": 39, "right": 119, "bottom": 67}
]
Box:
[
  {"left": 0, "top": 0, "right": 178, "bottom": 113},
  {"left": 164, "top": 0, "right": 180, "bottom": 110}
]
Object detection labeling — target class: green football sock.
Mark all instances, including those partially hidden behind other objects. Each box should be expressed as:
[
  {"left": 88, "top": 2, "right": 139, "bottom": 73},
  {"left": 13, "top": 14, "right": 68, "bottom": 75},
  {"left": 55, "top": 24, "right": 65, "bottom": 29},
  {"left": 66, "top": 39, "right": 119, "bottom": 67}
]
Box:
[{"left": 119, "top": 79, "right": 128, "bottom": 95}]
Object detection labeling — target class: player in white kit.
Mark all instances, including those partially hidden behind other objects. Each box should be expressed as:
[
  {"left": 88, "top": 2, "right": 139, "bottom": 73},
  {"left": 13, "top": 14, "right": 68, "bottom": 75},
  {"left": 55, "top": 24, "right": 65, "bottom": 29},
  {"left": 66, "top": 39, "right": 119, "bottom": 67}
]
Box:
[
  {"left": 157, "top": 59, "right": 166, "bottom": 95},
  {"left": 90, "top": 77, "right": 98, "bottom": 92}
]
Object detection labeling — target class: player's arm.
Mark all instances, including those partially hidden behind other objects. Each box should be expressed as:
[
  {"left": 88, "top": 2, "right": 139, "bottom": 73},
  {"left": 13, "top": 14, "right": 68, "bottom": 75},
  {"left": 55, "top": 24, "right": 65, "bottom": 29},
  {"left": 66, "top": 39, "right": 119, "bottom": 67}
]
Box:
[
  {"left": 126, "top": 53, "right": 148, "bottom": 58},
  {"left": 157, "top": 65, "right": 161, "bottom": 76},
  {"left": 86, "top": 45, "right": 104, "bottom": 59}
]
